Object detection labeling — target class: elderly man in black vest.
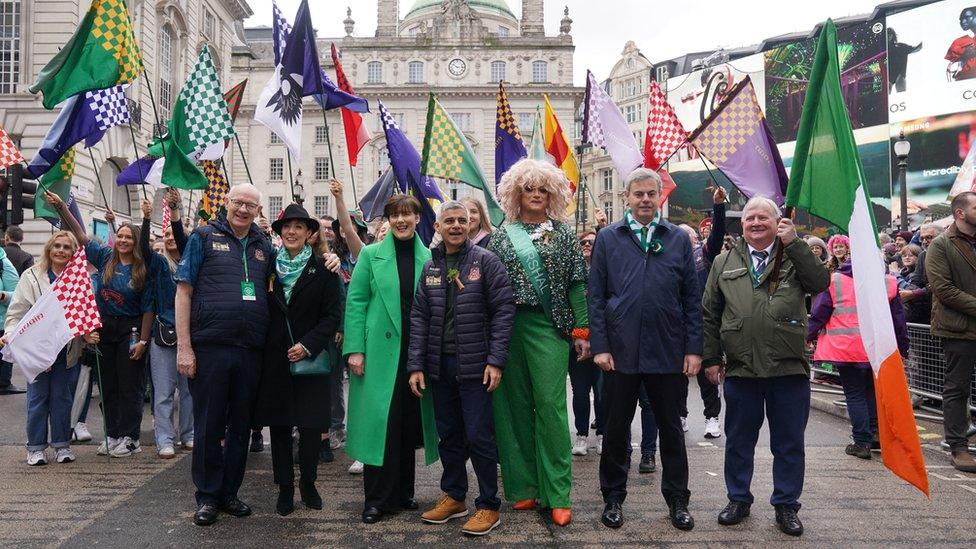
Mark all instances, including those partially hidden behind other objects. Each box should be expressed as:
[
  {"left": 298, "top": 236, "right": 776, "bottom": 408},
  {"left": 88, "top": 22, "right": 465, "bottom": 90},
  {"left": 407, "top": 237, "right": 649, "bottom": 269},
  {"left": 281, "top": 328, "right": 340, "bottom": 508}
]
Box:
[{"left": 175, "top": 183, "right": 275, "bottom": 526}]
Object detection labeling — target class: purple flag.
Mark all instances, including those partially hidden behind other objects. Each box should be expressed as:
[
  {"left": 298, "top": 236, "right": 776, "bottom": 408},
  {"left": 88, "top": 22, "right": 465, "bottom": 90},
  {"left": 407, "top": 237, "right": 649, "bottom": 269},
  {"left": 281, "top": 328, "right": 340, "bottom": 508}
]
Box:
[
  {"left": 688, "top": 76, "right": 787, "bottom": 205},
  {"left": 582, "top": 70, "right": 643, "bottom": 179}
]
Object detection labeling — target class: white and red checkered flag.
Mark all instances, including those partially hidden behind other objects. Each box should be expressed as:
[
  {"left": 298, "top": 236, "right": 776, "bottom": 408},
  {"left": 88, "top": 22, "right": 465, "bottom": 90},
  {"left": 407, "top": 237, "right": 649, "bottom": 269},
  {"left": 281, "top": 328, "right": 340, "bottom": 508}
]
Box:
[
  {"left": 2, "top": 248, "right": 101, "bottom": 383},
  {"left": 644, "top": 81, "right": 687, "bottom": 170},
  {"left": 0, "top": 125, "right": 24, "bottom": 170},
  {"left": 161, "top": 200, "right": 172, "bottom": 231}
]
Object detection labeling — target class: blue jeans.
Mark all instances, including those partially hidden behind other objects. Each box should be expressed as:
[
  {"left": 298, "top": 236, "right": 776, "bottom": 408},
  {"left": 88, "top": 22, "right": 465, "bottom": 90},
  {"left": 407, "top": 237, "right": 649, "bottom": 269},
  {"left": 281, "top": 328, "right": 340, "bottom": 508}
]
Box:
[
  {"left": 638, "top": 386, "right": 658, "bottom": 456},
  {"left": 569, "top": 352, "right": 606, "bottom": 436},
  {"left": 836, "top": 363, "right": 877, "bottom": 445},
  {"left": 26, "top": 359, "right": 79, "bottom": 451},
  {"left": 150, "top": 341, "right": 193, "bottom": 448}
]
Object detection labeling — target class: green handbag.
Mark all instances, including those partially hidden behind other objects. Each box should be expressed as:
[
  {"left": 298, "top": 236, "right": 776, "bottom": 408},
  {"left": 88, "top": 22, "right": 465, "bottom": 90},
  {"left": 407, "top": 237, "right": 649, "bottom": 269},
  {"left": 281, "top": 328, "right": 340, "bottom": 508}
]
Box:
[{"left": 285, "top": 318, "right": 331, "bottom": 376}]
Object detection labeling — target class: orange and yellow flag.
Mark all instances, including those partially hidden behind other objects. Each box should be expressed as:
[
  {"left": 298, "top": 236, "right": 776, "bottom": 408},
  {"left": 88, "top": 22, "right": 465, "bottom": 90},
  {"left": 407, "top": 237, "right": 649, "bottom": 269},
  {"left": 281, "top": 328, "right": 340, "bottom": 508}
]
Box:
[{"left": 543, "top": 95, "right": 579, "bottom": 195}]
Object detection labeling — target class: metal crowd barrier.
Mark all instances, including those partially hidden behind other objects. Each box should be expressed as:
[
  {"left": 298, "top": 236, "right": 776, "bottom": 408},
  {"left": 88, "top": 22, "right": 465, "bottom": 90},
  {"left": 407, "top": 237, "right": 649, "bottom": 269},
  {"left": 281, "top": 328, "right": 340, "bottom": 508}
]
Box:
[{"left": 810, "top": 323, "right": 976, "bottom": 413}]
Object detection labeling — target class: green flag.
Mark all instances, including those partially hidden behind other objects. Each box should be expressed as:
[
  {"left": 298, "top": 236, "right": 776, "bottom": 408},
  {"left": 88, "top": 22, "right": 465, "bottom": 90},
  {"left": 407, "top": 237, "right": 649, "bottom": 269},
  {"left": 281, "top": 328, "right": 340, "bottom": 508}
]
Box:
[
  {"left": 30, "top": 0, "right": 143, "bottom": 110},
  {"left": 527, "top": 106, "right": 551, "bottom": 163},
  {"left": 421, "top": 93, "right": 505, "bottom": 226},
  {"left": 784, "top": 19, "right": 871, "bottom": 233},
  {"left": 35, "top": 148, "right": 75, "bottom": 220}
]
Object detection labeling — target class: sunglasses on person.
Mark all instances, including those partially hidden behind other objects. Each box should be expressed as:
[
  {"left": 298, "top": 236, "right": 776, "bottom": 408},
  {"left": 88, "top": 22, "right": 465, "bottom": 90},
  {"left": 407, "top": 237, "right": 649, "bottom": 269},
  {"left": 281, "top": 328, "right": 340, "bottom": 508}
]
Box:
[{"left": 579, "top": 239, "right": 595, "bottom": 247}]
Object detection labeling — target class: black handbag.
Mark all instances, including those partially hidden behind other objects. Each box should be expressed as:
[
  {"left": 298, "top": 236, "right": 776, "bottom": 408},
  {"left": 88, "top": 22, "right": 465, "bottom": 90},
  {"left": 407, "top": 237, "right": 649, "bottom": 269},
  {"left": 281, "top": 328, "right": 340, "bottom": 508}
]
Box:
[
  {"left": 153, "top": 318, "right": 177, "bottom": 347},
  {"left": 285, "top": 318, "right": 331, "bottom": 376}
]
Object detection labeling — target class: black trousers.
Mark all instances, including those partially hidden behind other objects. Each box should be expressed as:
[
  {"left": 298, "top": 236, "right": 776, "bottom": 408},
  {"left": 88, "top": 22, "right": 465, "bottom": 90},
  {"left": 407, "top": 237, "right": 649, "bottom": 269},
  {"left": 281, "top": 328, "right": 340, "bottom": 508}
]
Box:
[
  {"left": 943, "top": 338, "right": 976, "bottom": 451},
  {"left": 97, "top": 315, "right": 146, "bottom": 440},
  {"left": 363, "top": 365, "right": 421, "bottom": 510},
  {"left": 270, "top": 426, "right": 321, "bottom": 486},
  {"left": 679, "top": 370, "right": 722, "bottom": 419},
  {"left": 600, "top": 371, "right": 690, "bottom": 505},
  {"left": 569, "top": 351, "right": 606, "bottom": 436},
  {"left": 189, "top": 344, "right": 261, "bottom": 506}
]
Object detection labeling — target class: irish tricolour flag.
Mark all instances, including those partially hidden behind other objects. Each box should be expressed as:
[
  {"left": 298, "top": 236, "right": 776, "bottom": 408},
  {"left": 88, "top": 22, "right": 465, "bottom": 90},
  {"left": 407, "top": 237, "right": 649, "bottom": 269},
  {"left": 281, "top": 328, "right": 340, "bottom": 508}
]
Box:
[
  {"left": 786, "top": 20, "right": 928, "bottom": 495},
  {"left": 1, "top": 248, "right": 102, "bottom": 383}
]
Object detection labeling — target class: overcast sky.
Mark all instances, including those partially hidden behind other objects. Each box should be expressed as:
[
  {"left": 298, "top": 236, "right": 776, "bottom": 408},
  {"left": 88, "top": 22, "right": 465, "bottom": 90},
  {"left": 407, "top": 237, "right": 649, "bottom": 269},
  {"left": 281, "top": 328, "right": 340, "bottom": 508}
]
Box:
[{"left": 245, "top": 0, "right": 890, "bottom": 84}]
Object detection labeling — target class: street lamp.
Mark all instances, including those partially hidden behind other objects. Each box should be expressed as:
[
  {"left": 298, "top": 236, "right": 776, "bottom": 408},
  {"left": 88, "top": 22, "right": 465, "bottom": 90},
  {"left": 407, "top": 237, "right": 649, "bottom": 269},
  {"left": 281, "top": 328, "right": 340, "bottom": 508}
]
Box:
[
  {"left": 293, "top": 170, "right": 306, "bottom": 206},
  {"left": 894, "top": 131, "right": 911, "bottom": 231}
]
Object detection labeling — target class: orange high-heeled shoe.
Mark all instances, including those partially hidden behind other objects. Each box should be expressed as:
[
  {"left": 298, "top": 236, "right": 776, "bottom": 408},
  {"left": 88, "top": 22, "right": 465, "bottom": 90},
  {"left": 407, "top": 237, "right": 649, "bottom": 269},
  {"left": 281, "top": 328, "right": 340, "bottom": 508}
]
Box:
[
  {"left": 512, "top": 499, "right": 536, "bottom": 511},
  {"left": 552, "top": 508, "right": 572, "bottom": 526}
]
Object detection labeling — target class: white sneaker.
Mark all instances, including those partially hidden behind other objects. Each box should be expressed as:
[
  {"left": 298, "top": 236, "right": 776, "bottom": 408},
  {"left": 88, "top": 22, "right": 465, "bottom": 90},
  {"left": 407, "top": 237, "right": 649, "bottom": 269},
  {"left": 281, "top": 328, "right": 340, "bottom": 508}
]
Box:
[
  {"left": 97, "top": 437, "right": 119, "bottom": 455},
  {"left": 348, "top": 460, "right": 364, "bottom": 474},
  {"left": 330, "top": 428, "right": 346, "bottom": 450},
  {"left": 110, "top": 437, "right": 141, "bottom": 457},
  {"left": 571, "top": 435, "right": 588, "bottom": 456},
  {"left": 596, "top": 434, "right": 604, "bottom": 455},
  {"left": 27, "top": 450, "right": 47, "bottom": 466},
  {"left": 704, "top": 417, "right": 722, "bottom": 439},
  {"left": 74, "top": 423, "right": 92, "bottom": 442},
  {"left": 55, "top": 447, "right": 76, "bottom": 463},
  {"left": 158, "top": 445, "right": 176, "bottom": 459},
  {"left": 680, "top": 417, "right": 689, "bottom": 433},
  {"left": 181, "top": 440, "right": 194, "bottom": 450}
]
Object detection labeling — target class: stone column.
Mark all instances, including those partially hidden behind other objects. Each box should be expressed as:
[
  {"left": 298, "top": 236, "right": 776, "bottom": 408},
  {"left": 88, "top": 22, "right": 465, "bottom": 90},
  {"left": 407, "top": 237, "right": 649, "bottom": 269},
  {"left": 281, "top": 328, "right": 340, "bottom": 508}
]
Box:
[
  {"left": 376, "top": 0, "right": 399, "bottom": 37},
  {"left": 520, "top": 0, "right": 544, "bottom": 36}
]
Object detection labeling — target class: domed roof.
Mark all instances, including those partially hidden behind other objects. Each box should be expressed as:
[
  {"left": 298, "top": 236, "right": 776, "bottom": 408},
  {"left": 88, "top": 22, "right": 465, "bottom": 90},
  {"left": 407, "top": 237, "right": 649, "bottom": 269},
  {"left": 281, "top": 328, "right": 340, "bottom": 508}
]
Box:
[{"left": 404, "top": 0, "right": 516, "bottom": 20}]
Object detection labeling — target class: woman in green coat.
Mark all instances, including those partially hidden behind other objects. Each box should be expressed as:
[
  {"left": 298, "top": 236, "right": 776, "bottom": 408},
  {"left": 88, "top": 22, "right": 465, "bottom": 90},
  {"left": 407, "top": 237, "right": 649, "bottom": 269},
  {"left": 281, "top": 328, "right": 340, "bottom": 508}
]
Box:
[{"left": 344, "top": 194, "right": 439, "bottom": 524}]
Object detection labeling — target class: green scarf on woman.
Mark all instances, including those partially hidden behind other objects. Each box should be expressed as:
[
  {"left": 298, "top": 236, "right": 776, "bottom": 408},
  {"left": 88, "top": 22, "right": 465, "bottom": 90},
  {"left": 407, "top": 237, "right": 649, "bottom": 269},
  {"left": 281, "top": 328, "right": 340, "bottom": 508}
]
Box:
[{"left": 275, "top": 244, "right": 312, "bottom": 303}]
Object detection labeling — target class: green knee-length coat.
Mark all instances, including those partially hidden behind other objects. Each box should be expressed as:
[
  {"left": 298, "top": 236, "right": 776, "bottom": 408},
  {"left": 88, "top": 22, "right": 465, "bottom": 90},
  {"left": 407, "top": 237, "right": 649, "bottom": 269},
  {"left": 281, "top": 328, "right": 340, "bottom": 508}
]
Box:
[{"left": 343, "top": 234, "right": 439, "bottom": 467}]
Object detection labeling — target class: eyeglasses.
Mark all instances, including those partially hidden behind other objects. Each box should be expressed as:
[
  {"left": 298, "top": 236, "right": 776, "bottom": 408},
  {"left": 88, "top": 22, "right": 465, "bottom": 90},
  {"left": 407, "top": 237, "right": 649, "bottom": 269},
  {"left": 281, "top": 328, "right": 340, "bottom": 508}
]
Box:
[
  {"left": 579, "top": 240, "right": 595, "bottom": 247},
  {"left": 522, "top": 186, "right": 550, "bottom": 195},
  {"left": 920, "top": 235, "right": 935, "bottom": 241},
  {"left": 229, "top": 198, "right": 260, "bottom": 212}
]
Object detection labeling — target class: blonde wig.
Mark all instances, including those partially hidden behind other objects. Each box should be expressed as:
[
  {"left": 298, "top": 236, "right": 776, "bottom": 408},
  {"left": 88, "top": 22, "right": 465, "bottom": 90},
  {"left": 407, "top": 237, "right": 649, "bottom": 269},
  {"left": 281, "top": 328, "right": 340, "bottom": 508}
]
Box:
[{"left": 497, "top": 158, "right": 573, "bottom": 223}]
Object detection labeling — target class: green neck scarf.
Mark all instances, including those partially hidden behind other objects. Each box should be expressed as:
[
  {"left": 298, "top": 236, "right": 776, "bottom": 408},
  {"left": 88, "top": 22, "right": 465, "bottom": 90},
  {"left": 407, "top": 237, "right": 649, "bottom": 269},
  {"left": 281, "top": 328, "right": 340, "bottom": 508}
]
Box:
[
  {"left": 276, "top": 244, "right": 312, "bottom": 303},
  {"left": 625, "top": 208, "right": 660, "bottom": 252}
]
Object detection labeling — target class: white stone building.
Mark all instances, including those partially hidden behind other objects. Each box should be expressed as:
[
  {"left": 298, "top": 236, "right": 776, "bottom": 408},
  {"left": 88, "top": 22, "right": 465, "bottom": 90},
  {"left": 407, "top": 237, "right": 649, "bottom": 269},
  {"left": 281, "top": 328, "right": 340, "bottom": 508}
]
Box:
[
  {"left": 229, "top": 0, "right": 578, "bottom": 219},
  {"left": 0, "top": 0, "right": 253, "bottom": 253}
]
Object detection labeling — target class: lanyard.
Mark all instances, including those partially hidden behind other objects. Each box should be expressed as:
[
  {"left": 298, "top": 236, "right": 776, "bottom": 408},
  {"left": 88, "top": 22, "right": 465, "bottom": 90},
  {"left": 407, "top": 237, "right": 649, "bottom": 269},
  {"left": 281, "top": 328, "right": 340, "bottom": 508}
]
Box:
[{"left": 241, "top": 237, "right": 250, "bottom": 282}]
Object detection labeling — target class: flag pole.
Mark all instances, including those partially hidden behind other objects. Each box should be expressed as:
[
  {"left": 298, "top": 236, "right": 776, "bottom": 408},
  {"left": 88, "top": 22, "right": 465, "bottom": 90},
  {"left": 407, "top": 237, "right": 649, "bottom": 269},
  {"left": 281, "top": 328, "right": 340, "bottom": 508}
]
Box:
[
  {"left": 220, "top": 157, "right": 233, "bottom": 186},
  {"left": 93, "top": 347, "right": 110, "bottom": 463},
  {"left": 140, "top": 69, "right": 171, "bottom": 199},
  {"left": 233, "top": 134, "right": 254, "bottom": 186},
  {"left": 124, "top": 118, "right": 150, "bottom": 202},
  {"left": 286, "top": 153, "right": 296, "bottom": 201},
  {"left": 766, "top": 206, "right": 795, "bottom": 296},
  {"left": 86, "top": 149, "right": 115, "bottom": 232},
  {"left": 320, "top": 108, "right": 354, "bottom": 203}
]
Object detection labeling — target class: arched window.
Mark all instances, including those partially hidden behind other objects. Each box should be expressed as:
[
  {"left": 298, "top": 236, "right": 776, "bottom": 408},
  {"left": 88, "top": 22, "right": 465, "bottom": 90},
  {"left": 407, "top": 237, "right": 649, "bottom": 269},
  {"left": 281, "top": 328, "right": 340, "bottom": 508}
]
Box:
[
  {"left": 490, "top": 61, "right": 506, "bottom": 83},
  {"left": 99, "top": 160, "right": 133, "bottom": 217},
  {"left": 408, "top": 61, "right": 424, "bottom": 84},
  {"left": 532, "top": 60, "right": 548, "bottom": 83},
  {"left": 367, "top": 61, "right": 383, "bottom": 84},
  {"left": 158, "top": 25, "right": 175, "bottom": 121},
  {"left": 0, "top": 0, "right": 21, "bottom": 94}
]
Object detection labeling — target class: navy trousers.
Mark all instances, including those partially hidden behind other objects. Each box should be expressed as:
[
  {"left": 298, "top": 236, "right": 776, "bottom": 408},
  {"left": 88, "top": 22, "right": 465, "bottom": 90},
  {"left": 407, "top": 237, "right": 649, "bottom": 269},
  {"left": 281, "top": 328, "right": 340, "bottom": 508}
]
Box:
[
  {"left": 836, "top": 363, "right": 878, "bottom": 445},
  {"left": 431, "top": 355, "right": 500, "bottom": 510},
  {"left": 568, "top": 351, "right": 606, "bottom": 436},
  {"left": 723, "top": 375, "right": 809, "bottom": 510},
  {"left": 188, "top": 344, "right": 262, "bottom": 506}
]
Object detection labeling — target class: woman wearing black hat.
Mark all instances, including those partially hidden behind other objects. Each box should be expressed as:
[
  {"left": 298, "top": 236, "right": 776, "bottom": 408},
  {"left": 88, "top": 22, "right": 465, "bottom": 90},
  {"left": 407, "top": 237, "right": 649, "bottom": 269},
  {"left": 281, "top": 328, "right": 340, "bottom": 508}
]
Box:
[{"left": 254, "top": 203, "right": 342, "bottom": 516}]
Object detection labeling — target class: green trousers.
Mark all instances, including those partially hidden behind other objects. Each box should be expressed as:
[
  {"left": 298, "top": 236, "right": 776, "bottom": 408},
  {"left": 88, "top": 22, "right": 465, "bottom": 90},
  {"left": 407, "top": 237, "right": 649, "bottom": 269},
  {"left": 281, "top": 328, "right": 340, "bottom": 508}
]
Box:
[{"left": 493, "top": 310, "right": 572, "bottom": 508}]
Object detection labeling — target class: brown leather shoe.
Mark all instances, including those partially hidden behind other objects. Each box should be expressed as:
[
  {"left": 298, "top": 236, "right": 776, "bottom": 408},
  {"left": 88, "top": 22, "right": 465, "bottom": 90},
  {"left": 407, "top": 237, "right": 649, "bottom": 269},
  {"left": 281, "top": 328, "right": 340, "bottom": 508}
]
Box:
[
  {"left": 461, "top": 509, "right": 500, "bottom": 536},
  {"left": 951, "top": 449, "right": 976, "bottom": 473},
  {"left": 421, "top": 494, "right": 468, "bottom": 524}
]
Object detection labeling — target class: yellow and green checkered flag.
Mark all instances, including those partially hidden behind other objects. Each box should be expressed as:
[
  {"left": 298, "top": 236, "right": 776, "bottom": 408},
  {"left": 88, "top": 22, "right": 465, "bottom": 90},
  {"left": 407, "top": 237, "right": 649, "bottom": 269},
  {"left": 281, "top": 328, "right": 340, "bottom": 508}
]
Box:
[
  {"left": 30, "top": 0, "right": 143, "bottom": 110},
  {"left": 35, "top": 147, "right": 76, "bottom": 220},
  {"left": 421, "top": 93, "right": 504, "bottom": 226}
]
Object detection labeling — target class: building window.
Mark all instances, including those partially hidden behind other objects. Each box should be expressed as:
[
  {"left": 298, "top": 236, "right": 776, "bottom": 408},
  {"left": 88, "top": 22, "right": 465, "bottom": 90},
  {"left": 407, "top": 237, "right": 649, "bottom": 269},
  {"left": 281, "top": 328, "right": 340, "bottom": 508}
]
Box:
[
  {"left": 451, "top": 112, "right": 471, "bottom": 132},
  {"left": 408, "top": 61, "right": 424, "bottom": 84},
  {"left": 408, "top": 26, "right": 420, "bottom": 37},
  {"left": 603, "top": 201, "right": 614, "bottom": 222},
  {"left": 270, "top": 132, "right": 282, "bottom": 145},
  {"left": 602, "top": 169, "right": 613, "bottom": 192},
  {"left": 315, "top": 126, "right": 327, "bottom": 144},
  {"left": 268, "top": 196, "right": 283, "bottom": 218},
  {"left": 378, "top": 149, "right": 391, "bottom": 174},
  {"left": 625, "top": 104, "right": 638, "bottom": 124},
  {"left": 0, "top": 0, "right": 21, "bottom": 94},
  {"left": 314, "top": 195, "right": 329, "bottom": 217},
  {"left": 269, "top": 158, "right": 284, "bottom": 181},
  {"left": 518, "top": 113, "right": 534, "bottom": 134},
  {"left": 203, "top": 7, "right": 217, "bottom": 39},
  {"left": 314, "top": 157, "right": 330, "bottom": 180},
  {"left": 532, "top": 60, "right": 548, "bottom": 83},
  {"left": 603, "top": 81, "right": 612, "bottom": 96},
  {"left": 497, "top": 26, "right": 509, "bottom": 37},
  {"left": 626, "top": 78, "right": 638, "bottom": 97},
  {"left": 367, "top": 61, "right": 383, "bottom": 84},
  {"left": 158, "top": 25, "right": 175, "bottom": 121},
  {"left": 490, "top": 61, "right": 506, "bottom": 83}
]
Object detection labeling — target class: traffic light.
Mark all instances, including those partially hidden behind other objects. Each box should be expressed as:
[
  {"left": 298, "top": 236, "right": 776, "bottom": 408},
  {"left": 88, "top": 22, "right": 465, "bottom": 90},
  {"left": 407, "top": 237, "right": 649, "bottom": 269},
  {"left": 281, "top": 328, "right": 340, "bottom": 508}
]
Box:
[
  {"left": 8, "top": 163, "right": 36, "bottom": 226},
  {"left": 0, "top": 174, "right": 8, "bottom": 229}
]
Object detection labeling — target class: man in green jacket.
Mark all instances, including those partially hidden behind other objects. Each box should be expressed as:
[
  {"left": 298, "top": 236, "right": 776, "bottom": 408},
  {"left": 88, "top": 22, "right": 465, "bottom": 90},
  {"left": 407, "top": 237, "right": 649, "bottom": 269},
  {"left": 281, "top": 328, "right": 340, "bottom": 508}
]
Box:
[
  {"left": 702, "top": 196, "right": 829, "bottom": 537},
  {"left": 926, "top": 191, "right": 976, "bottom": 473}
]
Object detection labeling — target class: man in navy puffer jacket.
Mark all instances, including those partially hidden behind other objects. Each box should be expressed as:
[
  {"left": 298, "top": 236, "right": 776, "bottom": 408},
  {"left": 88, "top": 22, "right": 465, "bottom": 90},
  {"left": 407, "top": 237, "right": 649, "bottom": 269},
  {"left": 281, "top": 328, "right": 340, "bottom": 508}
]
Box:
[{"left": 407, "top": 201, "right": 514, "bottom": 536}]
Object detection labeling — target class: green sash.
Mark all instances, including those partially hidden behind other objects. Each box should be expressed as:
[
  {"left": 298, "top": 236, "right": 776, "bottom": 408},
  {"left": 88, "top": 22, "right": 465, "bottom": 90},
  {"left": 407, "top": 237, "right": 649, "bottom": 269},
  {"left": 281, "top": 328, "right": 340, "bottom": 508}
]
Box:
[{"left": 507, "top": 223, "right": 554, "bottom": 322}]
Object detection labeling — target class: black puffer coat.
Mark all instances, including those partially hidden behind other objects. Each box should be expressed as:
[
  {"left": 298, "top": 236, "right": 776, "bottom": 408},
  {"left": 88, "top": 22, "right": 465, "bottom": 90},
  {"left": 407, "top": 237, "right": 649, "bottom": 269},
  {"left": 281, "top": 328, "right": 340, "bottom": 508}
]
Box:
[{"left": 407, "top": 239, "right": 515, "bottom": 381}]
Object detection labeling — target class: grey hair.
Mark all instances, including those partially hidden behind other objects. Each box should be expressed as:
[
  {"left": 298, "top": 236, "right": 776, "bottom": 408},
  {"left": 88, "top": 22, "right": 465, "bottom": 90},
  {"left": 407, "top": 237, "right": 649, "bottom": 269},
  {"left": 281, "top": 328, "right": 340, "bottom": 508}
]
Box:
[
  {"left": 437, "top": 200, "right": 469, "bottom": 221},
  {"left": 742, "top": 196, "right": 781, "bottom": 218},
  {"left": 919, "top": 222, "right": 941, "bottom": 234},
  {"left": 228, "top": 183, "right": 263, "bottom": 203},
  {"left": 624, "top": 167, "right": 662, "bottom": 192}
]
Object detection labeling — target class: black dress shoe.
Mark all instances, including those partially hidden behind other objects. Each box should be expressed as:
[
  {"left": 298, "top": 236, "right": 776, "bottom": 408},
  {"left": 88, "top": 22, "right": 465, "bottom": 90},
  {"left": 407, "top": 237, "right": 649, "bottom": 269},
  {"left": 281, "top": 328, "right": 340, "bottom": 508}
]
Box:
[
  {"left": 300, "top": 480, "right": 322, "bottom": 510},
  {"left": 639, "top": 454, "right": 656, "bottom": 474},
  {"left": 399, "top": 497, "right": 419, "bottom": 510},
  {"left": 717, "top": 501, "right": 751, "bottom": 525},
  {"left": 362, "top": 506, "right": 383, "bottom": 523},
  {"left": 277, "top": 485, "right": 295, "bottom": 516},
  {"left": 775, "top": 505, "right": 803, "bottom": 536},
  {"left": 220, "top": 498, "right": 252, "bottom": 517},
  {"left": 668, "top": 498, "right": 695, "bottom": 531},
  {"left": 250, "top": 431, "right": 264, "bottom": 452},
  {"left": 601, "top": 502, "right": 623, "bottom": 529},
  {"left": 0, "top": 384, "right": 26, "bottom": 395},
  {"left": 319, "top": 445, "right": 334, "bottom": 463},
  {"left": 194, "top": 503, "right": 219, "bottom": 526}
]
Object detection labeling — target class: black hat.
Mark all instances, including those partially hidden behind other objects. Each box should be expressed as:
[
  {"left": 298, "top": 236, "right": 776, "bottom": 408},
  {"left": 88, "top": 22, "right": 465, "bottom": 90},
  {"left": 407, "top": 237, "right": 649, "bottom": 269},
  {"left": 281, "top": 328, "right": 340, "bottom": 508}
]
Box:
[{"left": 272, "top": 203, "right": 319, "bottom": 235}]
